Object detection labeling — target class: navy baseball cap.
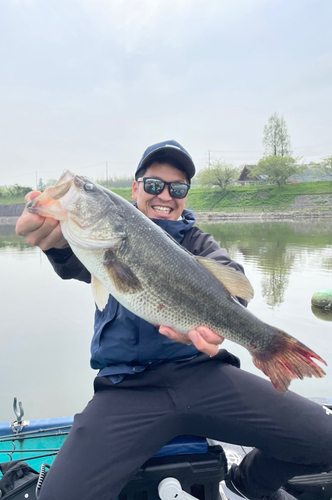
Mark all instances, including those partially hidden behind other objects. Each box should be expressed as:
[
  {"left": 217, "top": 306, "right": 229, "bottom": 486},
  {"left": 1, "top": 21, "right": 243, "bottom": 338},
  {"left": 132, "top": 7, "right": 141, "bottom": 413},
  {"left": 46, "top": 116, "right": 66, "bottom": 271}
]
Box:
[{"left": 135, "top": 140, "right": 196, "bottom": 182}]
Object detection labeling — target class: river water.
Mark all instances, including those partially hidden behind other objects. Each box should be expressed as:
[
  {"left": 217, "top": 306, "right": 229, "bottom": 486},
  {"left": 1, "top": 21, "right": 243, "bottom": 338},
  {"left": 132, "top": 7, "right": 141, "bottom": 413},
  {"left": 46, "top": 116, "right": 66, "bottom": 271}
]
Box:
[{"left": 0, "top": 220, "right": 331, "bottom": 423}]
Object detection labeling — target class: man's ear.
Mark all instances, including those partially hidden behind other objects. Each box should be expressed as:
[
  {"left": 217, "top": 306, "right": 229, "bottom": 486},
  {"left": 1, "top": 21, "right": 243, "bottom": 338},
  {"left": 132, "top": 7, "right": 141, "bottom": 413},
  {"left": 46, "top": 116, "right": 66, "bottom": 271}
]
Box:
[{"left": 132, "top": 180, "right": 138, "bottom": 201}]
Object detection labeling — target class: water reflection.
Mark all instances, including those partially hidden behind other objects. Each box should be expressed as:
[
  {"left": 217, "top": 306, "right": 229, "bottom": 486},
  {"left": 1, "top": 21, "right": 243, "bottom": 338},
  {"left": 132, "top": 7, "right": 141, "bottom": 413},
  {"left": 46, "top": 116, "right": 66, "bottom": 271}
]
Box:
[
  {"left": 0, "top": 230, "right": 95, "bottom": 422},
  {"left": 199, "top": 219, "right": 332, "bottom": 309},
  {"left": 311, "top": 306, "right": 332, "bottom": 322},
  {"left": 0, "top": 224, "right": 30, "bottom": 250},
  {"left": 0, "top": 219, "right": 331, "bottom": 421}
]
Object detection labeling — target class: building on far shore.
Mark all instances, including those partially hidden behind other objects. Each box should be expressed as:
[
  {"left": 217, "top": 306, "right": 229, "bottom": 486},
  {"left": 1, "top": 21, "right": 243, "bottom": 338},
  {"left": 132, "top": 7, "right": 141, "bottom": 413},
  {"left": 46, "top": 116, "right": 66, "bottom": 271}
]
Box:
[
  {"left": 237, "top": 163, "right": 331, "bottom": 185},
  {"left": 237, "top": 165, "right": 267, "bottom": 185}
]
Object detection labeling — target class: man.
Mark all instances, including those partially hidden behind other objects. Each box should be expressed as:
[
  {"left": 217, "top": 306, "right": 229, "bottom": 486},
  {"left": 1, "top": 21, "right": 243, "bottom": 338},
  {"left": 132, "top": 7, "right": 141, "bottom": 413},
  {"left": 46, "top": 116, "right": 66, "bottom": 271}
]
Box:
[{"left": 16, "top": 140, "right": 332, "bottom": 500}]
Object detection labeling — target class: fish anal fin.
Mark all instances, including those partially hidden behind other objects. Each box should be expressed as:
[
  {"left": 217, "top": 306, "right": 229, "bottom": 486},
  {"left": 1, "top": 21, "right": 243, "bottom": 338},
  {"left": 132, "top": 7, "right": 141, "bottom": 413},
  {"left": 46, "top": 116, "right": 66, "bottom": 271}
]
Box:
[
  {"left": 91, "top": 275, "right": 110, "bottom": 311},
  {"left": 195, "top": 256, "right": 254, "bottom": 302},
  {"left": 103, "top": 249, "right": 142, "bottom": 294}
]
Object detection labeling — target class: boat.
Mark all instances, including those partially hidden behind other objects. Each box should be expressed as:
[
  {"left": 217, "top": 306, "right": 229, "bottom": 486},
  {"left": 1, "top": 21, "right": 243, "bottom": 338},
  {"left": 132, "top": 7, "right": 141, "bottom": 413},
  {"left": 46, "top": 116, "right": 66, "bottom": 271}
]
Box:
[{"left": 0, "top": 397, "right": 332, "bottom": 499}]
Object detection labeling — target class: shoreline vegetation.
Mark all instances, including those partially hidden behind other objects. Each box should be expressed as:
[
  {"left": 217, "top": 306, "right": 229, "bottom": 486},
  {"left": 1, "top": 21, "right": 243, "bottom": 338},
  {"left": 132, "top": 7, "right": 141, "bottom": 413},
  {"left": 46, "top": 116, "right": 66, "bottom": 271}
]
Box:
[
  {"left": 1, "top": 210, "right": 331, "bottom": 227},
  {"left": 1, "top": 180, "right": 332, "bottom": 225}
]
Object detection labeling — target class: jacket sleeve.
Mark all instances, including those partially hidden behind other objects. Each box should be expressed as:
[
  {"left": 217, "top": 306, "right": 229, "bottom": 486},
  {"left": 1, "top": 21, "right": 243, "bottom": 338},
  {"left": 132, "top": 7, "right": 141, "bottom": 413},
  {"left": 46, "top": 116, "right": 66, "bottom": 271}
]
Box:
[
  {"left": 44, "top": 247, "right": 91, "bottom": 284},
  {"left": 181, "top": 227, "right": 248, "bottom": 306}
]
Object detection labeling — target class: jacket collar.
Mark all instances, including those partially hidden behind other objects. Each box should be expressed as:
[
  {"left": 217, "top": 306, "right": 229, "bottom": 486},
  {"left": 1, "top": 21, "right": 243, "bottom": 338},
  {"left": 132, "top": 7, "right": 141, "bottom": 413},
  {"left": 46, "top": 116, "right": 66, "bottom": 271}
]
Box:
[
  {"left": 133, "top": 203, "right": 196, "bottom": 243},
  {"left": 151, "top": 209, "right": 196, "bottom": 243}
]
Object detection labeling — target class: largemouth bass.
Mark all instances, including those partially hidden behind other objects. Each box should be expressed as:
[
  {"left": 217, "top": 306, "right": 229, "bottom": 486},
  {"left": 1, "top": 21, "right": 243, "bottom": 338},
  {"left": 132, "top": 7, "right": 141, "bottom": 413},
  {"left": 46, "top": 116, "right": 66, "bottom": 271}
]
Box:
[{"left": 27, "top": 171, "right": 326, "bottom": 393}]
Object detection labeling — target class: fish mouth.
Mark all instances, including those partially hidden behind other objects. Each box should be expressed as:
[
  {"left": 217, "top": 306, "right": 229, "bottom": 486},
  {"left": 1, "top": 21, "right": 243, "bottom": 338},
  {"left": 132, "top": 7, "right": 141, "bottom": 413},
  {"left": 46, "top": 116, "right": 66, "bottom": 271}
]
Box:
[
  {"left": 26, "top": 173, "right": 76, "bottom": 219},
  {"left": 26, "top": 192, "right": 64, "bottom": 217}
]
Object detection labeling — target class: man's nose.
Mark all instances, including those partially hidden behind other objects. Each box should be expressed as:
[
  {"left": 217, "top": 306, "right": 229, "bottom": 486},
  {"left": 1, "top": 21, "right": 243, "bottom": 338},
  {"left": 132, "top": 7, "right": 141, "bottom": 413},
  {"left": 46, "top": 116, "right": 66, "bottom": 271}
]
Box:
[{"left": 157, "top": 185, "right": 172, "bottom": 200}]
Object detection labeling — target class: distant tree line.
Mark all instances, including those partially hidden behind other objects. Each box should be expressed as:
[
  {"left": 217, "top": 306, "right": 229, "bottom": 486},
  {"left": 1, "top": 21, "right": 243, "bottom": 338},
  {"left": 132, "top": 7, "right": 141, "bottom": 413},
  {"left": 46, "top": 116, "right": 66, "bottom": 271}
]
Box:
[
  {"left": 198, "top": 112, "right": 331, "bottom": 191},
  {"left": 319, "top": 154, "right": 332, "bottom": 177},
  {"left": 23, "top": 176, "right": 136, "bottom": 192},
  {"left": 1, "top": 119, "right": 331, "bottom": 198},
  {"left": 97, "top": 176, "right": 135, "bottom": 188},
  {"left": 0, "top": 184, "right": 33, "bottom": 198}
]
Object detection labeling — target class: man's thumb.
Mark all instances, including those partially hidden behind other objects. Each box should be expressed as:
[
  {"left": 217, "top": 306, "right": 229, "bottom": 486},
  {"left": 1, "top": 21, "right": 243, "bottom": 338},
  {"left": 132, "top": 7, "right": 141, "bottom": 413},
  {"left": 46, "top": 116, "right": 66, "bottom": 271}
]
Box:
[{"left": 25, "top": 191, "right": 42, "bottom": 203}]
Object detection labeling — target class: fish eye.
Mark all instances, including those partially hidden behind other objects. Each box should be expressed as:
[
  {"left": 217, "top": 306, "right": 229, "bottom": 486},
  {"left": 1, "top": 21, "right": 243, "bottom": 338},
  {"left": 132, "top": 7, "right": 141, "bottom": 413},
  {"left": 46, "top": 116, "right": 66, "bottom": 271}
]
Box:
[{"left": 84, "top": 183, "right": 95, "bottom": 192}]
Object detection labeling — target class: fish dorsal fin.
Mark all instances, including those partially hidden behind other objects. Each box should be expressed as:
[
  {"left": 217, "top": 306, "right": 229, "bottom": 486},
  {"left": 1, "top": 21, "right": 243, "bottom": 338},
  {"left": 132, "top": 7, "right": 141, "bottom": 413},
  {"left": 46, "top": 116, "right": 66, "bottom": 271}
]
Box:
[
  {"left": 195, "top": 256, "right": 254, "bottom": 302},
  {"left": 91, "top": 275, "right": 110, "bottom": 311},
  {"left": 162, "top": 230, "right": 194, "bottom": 256},
  {"left": 103, "top": 248, "right": 142, "bottom": 294}
]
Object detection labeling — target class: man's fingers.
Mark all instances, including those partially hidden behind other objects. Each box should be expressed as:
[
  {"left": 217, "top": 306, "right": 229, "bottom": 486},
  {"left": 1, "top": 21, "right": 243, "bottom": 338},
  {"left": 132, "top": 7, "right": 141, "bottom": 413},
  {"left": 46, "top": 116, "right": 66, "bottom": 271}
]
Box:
[
  {"left": 16, "top": 212, "right": 45, "bottom": 237},
  {"left": 159, "top": 326, "right": 192, "bottom": 344},
  {"left": 196, "top": 326, "right": 224, "bottom": 345},
  {"left": 16, "top": 191, "right": 44, "bottom": 237},
  {"left": 188, "top": 330, "right": 219, "bottom": 357},
  {"left": 25, "top": 191, "right": 42, "bottom": 203},
  {"left": 158, "top": 326, "right": 176, "bottom": 338},
  {"left": 31, "top": 220, "right": 67, "bottom": 250},
  {"left": 15, "top": 190, "right": 69, "bottom": 251},
  {"left": 16, "top": 213, "right": 67, "bottom": 250},
  {"left": 159, "top": 325, "right": 223, "bottom": 356},
  {"left": 18, "top": 216, "right": 58, "bottom": 242}
]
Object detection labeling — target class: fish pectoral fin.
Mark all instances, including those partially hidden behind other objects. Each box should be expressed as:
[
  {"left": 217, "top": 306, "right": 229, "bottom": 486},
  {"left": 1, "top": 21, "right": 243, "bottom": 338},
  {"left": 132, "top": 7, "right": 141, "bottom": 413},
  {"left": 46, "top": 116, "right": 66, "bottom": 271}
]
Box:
[
  {"left": 195, "top": 256, "right": 254, "bottom": 302},
  {"left": 91, "top": 275, "right": 110, "bottom": 311},
  {"left": 103, "top": 249, "right": 142, "bottom": 294}
]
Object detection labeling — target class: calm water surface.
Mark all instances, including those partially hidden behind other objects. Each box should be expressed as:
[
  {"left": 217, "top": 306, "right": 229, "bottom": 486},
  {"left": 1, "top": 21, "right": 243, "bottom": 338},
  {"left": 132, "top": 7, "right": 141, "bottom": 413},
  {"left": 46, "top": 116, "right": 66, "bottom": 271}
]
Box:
[{"left": 1, "top": 220, "right": 331, "bottom": 423}]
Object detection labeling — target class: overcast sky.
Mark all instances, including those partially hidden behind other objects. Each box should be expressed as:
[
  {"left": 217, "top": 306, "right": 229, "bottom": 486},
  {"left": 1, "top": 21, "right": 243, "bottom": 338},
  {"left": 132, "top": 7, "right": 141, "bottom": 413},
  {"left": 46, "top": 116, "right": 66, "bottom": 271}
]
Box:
[{"left": 0, "top": 0, "right": 331, "bottom": 188}]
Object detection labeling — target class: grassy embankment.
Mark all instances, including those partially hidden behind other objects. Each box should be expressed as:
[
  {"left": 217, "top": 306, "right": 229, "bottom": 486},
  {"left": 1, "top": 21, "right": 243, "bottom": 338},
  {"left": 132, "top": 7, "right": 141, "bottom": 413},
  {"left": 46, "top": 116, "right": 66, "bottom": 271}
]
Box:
[
  {"left": 2, "top": 181, "right": 332, "bottom": 213},
  {"left": 113, "top": 181, "right": 332, "bottom": 213},
  {"left": 0, "top": 195, "right": 29, "bottom": 205}
]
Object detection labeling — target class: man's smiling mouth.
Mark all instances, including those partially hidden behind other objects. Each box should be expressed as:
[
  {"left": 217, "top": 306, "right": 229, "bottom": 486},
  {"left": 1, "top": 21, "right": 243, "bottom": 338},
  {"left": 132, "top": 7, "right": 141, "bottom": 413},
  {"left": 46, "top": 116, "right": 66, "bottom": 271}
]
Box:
[{"left": 152, "top": 206, "right": 172, "bottom": 214}]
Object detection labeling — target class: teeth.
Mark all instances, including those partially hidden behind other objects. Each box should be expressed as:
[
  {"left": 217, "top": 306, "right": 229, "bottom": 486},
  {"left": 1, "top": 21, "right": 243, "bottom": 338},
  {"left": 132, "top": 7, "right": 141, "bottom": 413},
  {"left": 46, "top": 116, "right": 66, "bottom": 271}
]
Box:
[{"left": 153, "top": 206, "right": 171, "bottom": 213}]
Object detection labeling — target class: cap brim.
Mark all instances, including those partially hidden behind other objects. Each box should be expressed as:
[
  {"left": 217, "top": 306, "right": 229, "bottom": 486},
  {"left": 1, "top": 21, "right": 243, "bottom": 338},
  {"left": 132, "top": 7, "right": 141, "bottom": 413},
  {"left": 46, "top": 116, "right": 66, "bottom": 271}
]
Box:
[{"left": 137, "top": 146, "right": 196, "bottom": 180}]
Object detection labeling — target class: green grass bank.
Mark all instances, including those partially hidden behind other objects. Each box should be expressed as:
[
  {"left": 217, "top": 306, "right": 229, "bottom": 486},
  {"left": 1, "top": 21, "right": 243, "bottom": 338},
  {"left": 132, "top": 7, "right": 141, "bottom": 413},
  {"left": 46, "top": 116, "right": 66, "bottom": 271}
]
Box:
[
  {"left": 1, "top": 181, "right": 332, "bottom": 214},
  {"left": 112, "top": 181, "right": 332, "bottom": 213}
]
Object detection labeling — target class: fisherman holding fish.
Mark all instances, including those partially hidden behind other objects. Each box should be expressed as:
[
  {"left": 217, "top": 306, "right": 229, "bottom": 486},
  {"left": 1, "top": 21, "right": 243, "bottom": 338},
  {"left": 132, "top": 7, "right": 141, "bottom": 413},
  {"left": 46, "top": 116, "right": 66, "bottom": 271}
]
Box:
[{"left": 16, "top": 140, "right": 332, "bottom": 500}]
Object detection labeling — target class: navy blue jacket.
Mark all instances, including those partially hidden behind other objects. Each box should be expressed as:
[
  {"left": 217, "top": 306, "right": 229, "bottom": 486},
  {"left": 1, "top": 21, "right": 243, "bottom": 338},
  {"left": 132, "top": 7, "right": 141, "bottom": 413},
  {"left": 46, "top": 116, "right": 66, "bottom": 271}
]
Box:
[{"left": 45, "top": 209, "right": 245, "bottom": 382}]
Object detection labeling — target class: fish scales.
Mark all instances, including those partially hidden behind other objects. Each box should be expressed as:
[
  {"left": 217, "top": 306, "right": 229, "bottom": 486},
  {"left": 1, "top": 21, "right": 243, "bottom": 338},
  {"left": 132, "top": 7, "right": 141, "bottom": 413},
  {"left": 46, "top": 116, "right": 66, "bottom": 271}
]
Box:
[
  {"left": 27, "top": 170, "right": 327, "bottom": 394},
  {"left": 98, "top": 206, "right": 251, "bottom": 340},
  {"left": 71, "top": 208, "right": 233, "bottom": 335}
]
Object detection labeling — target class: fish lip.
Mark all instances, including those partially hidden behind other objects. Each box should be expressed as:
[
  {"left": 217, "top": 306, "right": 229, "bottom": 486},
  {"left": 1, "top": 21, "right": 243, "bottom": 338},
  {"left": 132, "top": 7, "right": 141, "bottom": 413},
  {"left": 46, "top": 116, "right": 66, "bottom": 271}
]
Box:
[
  {"left": 26, "top": 205, "right": 40, "bottom": 215},
  {"left": 26, "top": 200, "right": 34, "bottom": 212}
]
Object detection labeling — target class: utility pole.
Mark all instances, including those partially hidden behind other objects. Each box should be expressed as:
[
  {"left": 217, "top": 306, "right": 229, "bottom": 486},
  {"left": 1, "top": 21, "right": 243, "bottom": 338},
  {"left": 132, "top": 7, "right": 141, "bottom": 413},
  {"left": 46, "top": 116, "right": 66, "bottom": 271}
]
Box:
[
  {"left": 35, "top": 171, "right": 38, "bottom": 190},
  {"left": 208, "top": 150, "right": 211, "bottom": 167},
  {"left": 106, "top": 162, "right": 108, "bottom": 187}
]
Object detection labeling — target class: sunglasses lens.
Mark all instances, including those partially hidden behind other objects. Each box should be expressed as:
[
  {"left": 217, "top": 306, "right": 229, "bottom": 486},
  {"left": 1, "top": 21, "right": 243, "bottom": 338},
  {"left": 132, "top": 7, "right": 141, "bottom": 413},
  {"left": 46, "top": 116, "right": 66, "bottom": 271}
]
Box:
[
  {"left": 144, "top": 179, "right": 164, "bottom": 195},
  {"left": 169, "top": 183, "right": 189, "bottom": 199},
  {"left": 141, "top": 178, "right": 189, "bottom": 199}
]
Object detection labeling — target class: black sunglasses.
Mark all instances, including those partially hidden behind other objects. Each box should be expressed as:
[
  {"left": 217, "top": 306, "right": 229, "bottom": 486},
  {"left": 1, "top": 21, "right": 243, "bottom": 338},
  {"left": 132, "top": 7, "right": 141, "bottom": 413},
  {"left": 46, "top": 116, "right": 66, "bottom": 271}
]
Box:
[{"left": 137, "top": 177, "right": 190, "bottom": 199}]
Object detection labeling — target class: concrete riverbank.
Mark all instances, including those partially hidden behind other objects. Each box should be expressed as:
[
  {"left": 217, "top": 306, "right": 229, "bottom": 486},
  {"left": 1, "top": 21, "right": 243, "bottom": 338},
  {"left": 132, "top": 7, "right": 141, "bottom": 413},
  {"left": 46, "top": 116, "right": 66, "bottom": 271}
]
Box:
[
  {"left": 0, "top": 204, "right": 25, "bottom": 225},
  {"left": 195, "top": 209, "right": 332, "bottom": 222},
  {"left": 0, "top": 204, "right": 332, "bottom": 225}
]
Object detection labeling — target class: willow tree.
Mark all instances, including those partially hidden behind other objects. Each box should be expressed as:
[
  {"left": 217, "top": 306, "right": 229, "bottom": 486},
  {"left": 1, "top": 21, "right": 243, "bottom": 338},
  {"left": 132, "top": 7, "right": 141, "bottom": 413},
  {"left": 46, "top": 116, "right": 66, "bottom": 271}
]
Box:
[{"left": 263, "top": 113, "right": 292, "bottom": 157}]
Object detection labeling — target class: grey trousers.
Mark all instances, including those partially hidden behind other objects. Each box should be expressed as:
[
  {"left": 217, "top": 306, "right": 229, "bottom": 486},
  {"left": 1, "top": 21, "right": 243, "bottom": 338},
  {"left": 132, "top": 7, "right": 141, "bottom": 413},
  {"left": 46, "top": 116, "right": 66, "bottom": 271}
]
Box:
[{"left": 39, "top": 351, "right": 332, "bottom": 500}]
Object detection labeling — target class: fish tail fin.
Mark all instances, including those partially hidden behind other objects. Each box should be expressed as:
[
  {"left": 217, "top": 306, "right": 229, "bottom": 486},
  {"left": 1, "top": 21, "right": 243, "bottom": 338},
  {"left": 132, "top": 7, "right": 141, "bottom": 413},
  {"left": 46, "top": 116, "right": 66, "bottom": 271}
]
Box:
[{"left": 251, "top": 329, "right": 327, "bottom": 394}]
